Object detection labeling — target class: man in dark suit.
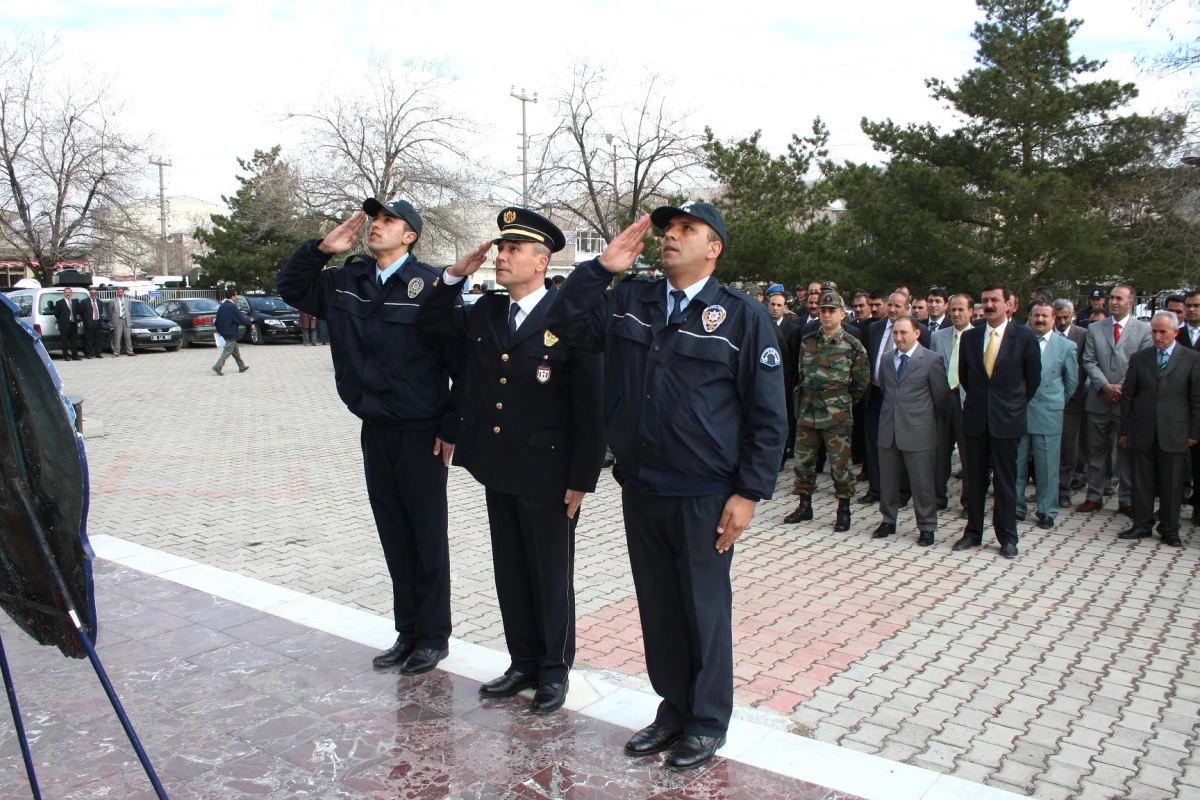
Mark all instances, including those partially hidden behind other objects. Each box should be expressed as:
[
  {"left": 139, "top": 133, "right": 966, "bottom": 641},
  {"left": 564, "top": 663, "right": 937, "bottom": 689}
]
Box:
[
  {"left": 767, "top": 286, "right": 798, "bottom": 462},
  {"left": 1118, "top": 312, "right": 1200, "bottom": 546},
  {"left": 53, "top": 288, "right": 80, "bottom": 360},
  {"left": 954, "top": 284, "right": 1041, "bottom": 559},
  {"left": 861, "top": 291, "right": 928, "bottom": 504},
  {"left": 1182, "top": 290, "right": 1200, "bottom": 524},
  {"left": 930, "top": 293, "right": 974, "bottom": 513},
  {"left": 79, "top": 287, "right": 104, "bottom": 358},
  {"left": 419, "top": 208, "right": 605, "bottom": 714}
]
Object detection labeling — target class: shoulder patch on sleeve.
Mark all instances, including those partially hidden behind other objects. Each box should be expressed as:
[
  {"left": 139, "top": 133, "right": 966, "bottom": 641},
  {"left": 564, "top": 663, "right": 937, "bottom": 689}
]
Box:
[{"left": 759, "top": 346, "right": 782, "bottom": 368}]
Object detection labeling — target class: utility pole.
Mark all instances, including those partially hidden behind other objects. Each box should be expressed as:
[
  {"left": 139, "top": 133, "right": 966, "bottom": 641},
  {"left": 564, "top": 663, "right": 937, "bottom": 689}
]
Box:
[
  {"left": 510, "top": 86, "right": 537, "bottom": 206},
  {"left": 605, "top": 134, "right": 619, "bottom": 237},
  {"left": 149, "top": 157, "right": 171, "bottom": 276}
]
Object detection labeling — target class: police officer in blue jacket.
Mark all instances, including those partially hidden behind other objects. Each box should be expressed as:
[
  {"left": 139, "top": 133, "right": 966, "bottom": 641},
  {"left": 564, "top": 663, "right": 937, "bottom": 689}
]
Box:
[
  {"left": 277, "top": 199, "right": 461, "bottom": 676},
  {"left": 545, "top": 204, "right": 787, "bottom": 771}
]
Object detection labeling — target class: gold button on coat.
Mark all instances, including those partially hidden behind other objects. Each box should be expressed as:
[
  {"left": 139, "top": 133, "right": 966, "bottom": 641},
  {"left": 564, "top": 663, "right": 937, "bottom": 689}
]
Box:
[
  {"left": 493, "top": 426, "right": 500, "bottom": 434},
  {"left": 495, "top": 403, "right": 503, "bottom": 410},
  {"left": 501, "top": 354, "right": 509, "bottom": 361}
]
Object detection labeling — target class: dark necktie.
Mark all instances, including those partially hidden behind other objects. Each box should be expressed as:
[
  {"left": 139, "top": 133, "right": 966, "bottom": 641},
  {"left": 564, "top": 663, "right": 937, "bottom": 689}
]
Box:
[
  {"left": 898, "top": 352, "right": 909, "bottom": 379},
  {"left": 507, "top": 303, "right": 520, "bottom": 344},
  {"left": 668, "top": 290, "right": 688, "bottom": 326},
  {"left": 929, "top": 320, "right": 938, "bottom": 334},
  {"left": 377, "top": 274, "right": 384, "bottom": 290},
  {"left": 1159, "top": 349, "right": 1169, "bottom": 376}
]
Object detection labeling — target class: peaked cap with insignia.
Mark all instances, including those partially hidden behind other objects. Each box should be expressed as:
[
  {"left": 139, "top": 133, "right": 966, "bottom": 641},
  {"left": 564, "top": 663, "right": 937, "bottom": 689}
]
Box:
[{"left": 494, "top": 207, "right": 567, "bottom": 253}]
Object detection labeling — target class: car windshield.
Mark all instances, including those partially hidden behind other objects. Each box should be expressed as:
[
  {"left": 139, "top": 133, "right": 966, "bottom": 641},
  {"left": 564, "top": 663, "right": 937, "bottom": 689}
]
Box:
[
  {"left": 130, "top": 300, "right": 158, "bottom": 318},
  {"left": 247, "top": 296, "right": 293, "bottom": 313},
  {"left": 183, "top": 299, "right": 220, "bottom": 311}
]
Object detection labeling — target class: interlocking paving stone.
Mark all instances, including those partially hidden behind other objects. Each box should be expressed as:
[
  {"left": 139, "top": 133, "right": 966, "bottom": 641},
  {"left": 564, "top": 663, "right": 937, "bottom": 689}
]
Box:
[{"left": 43, "top": 343, "right": 1200, "bottom": 798}]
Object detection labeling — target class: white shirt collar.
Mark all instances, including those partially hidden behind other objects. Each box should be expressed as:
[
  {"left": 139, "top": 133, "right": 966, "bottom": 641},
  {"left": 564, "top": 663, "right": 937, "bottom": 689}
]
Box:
[
  {"left": 895, "top": 341, "right": 920, "bottom": 360},
  {"left": 509, "top": 284, "right": 548, "bottom": 329},
  {"left": 1159, "top": 342, "right": 1176, "bottom": 359},
  {"left": 1113, "top": 314, "right": 1130, "bottom": 327}
]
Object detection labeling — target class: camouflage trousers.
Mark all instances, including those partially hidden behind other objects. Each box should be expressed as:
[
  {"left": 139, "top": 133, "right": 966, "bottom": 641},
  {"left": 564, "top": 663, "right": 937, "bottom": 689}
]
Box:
[{"left": 793, "top": 418, "right": 855, "bottom": 499}]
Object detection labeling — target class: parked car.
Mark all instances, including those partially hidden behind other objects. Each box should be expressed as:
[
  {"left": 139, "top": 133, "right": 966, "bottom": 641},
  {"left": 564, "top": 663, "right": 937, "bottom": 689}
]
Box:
[
  {"left": 101, "top": 300, "right": 182, "bottom": 352},
  {"left": 236, "top": 295, "right": 302, "bottom": 344},
  {"left": 5, "top": 287, "right": 72, "bottom": 351},
  {"left": 154, "top": 298, "right": 220, "bottom": 347}
]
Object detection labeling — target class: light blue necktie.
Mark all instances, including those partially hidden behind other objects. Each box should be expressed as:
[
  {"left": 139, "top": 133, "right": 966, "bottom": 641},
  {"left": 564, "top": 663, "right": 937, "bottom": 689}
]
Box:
[{"left": 1159, "top": 349, "right": 1169, "bottom": 377}]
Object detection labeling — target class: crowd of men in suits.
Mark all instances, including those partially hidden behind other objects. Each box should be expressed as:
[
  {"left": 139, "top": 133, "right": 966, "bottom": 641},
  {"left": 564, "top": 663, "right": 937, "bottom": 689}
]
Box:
[
  {"left": 765, "top": 282, "right": 1200, "bottom": 553},
  {"left": 52, "top": 285, "right": 138, "bottom": 359}
]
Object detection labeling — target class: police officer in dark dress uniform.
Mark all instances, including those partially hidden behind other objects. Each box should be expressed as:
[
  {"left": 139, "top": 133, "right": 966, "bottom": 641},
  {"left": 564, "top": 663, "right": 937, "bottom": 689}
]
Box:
[
  {"left": 545, "top": 204, "right": 787, "bottom": 772},
  {"left": 277, "top": 199, "right": 461, "bottom": 676},
  {"left": 417, "top": 208, "right": 605, "bottom": 714}
]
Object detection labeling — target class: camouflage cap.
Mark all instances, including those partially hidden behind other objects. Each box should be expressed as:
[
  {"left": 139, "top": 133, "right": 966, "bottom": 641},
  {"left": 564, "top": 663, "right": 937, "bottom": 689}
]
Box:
[{"left": 818, "top": 287, "right": 844, "bottom": 309}]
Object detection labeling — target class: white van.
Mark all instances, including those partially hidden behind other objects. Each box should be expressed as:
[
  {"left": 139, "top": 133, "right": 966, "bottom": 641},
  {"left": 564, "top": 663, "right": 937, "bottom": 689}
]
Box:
[{"left": 6, "top": 287, "right": 72, "bottom": 348}]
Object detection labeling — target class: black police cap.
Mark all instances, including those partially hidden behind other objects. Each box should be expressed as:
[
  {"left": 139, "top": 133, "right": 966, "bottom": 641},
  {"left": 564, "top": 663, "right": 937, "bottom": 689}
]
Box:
[
  {"left": 650, "top": 201, "right": 727, "bottom": 246},
  {"left": 494, "top": 207, "right": 566, "bottom": 253},
  {"left": 362, "top": 198, "right": 424, "bottom": 240}
]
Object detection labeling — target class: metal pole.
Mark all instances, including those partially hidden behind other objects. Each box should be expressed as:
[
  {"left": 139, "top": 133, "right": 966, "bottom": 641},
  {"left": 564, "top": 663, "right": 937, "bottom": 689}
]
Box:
[
  {"left": 149, "top": 158, "right": 171, "bottom": 276},
  {"left": 510, "top": 88, "right": 537, "bottom": 206},
  {"left": 0, "top": 631, "right": 41, "bottom": 799}
]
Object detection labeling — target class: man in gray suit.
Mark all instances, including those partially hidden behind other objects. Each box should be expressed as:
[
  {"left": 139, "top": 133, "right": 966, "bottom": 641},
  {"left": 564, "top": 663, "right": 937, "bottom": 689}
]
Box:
[
  {"left": 108, "top": 287, "right": 135, "bottom": 357},
  {"left": 1016, "top": 302, "right": 1079, "bottom": 528},
  {"left": 1078, "top": 285, "right": 1151, "bottom": 515},
  {"left": 1118, "top": 312, "right": 1200, "bottom": 546},
  {"left": 931, "top": 293, "right": 973, "bottom": 514},
  {"left": 875, "top": 316, "right": 951, "bottom": 546},
  {"left": 1054, "top": 299, "right": 1089, "bottom": 506}
]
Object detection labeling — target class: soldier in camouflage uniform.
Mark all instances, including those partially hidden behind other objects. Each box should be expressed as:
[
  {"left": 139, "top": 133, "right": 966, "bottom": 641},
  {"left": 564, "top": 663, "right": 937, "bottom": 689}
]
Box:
[{"left": 784, "top": 285, "right": 870, "bottom": 531}]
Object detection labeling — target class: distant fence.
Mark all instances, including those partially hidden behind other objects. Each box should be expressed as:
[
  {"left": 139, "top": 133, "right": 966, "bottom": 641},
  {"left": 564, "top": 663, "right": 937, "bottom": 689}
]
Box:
[{"left": 93, "top": 288, "right": 221, "bottom": 303}]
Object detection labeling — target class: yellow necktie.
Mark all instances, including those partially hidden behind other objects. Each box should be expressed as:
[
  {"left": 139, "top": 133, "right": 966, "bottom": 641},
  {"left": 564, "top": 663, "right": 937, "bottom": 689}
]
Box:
[
  {"left": 984, "top": 329, "right": 999, "bottom": 377},
  {"left": 948, "top": 330, "right": 960, "bottom": 390}
]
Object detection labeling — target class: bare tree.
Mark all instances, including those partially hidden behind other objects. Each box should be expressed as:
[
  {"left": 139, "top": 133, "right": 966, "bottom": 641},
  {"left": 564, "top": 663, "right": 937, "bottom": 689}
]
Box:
[
  {"left": 0, "top": 34, "right": 147, "bottom": 284},
  {"left": 287, "top": 54, "right": 483, "bottom": 255},
  {"left": 528, "top": 62, "right": 705, "bottom": 244}
]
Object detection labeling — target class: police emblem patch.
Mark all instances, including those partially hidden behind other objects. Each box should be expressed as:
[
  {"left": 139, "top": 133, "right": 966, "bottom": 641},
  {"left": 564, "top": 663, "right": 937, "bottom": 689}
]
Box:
[
  {"left": 503, "top": 210, "right": 517, "bottom": 224},
  {"left": 702, "top": 305, "right": 727, "bottom": 333},
  {"left": 543, "top": 330, "right": 559, "bottom": 347},
  {"left": 536, "top": 365, "right": 552, "bottom": 384},
  {"left": 407, "top": 277, "right": 424, "bottom": 298},
  {"left": 759, "top": 346, "right": 782, "bottom": 368}
]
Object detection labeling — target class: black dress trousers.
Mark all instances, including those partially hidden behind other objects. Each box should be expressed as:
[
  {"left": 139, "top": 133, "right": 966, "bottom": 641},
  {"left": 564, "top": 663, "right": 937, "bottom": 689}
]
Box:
[
  {"left": 965, "top": 431, "right": 1019, "bottom": 546},
  {"left": 360, "top": 422, "right": 451, "bottom": 649},
  {"left": 622, "top": 486, "right": 733, "bottom": 738},
  {"left": 485, "top": 489, "right": 578, "bottom": 683}
]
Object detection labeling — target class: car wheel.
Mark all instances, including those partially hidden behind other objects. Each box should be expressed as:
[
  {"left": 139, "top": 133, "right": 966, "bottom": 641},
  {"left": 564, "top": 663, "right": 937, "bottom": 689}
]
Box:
[
  {"left": 250, "top": 325, "right": 263, "bottom": 345},
  {"left": 168, "top": 341, "right": 182, "bottom": 352},
  {"left": 179, "top": 335, "right": 189, "bottom": 349}
]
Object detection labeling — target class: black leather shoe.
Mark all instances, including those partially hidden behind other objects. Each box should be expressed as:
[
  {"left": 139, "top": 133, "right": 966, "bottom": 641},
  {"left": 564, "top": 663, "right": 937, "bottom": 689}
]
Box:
[
  {"left": 624, "top": 724, "right": 682, "bottom": 757},
  {"left": 857, "top": 491, "right": 879, "bottom": 505},
  {"left": 783, "top": 496, "right": 812, "bottom": 524},
  {"left": 871, "top": 523, "right": 896, "bottom": 539},
  {"left": 1000, "top": 542, "right": 1018, "bottom": 559},
  {"left": 936, "top": 500, "right": 949, "bottom": 510},
  {"left": 400, "top": 647, "right": 448, "bottom": 676},
  {"left": 530, "top": 680, "right": 568, "bottom": 714},
  {"left": 834, "top": 498, "right": 852, "bottom": 532},
  {"left": 665, "top": 733, "right": 726, "bottom": 772},
  {"left": 1117, "top": 527, "right": 1151, "bottom": 540},
  {"left": 372, "top": 635, "right": 415, "bottom": 668},
  {"left": 1059, "top": 493, "right": 1072, "bottom": 509},
  {"left": 1015, "top": 511, "right": 1026, "bottom": 522},
  {"left": 1161, "top": 534, "right": 1183, "bottom": 547},
  {"left": 952, "top": 535, "right": 980, "bottom": 552},
  {"left": 1038, "top": 515, "right": 1055, "bottom": 530},
  {"left": 479, "top": 670, "right": 537, "bottom": 698},
  {"left": 917, "top": 531, "right": 935, "bottom": 547}
]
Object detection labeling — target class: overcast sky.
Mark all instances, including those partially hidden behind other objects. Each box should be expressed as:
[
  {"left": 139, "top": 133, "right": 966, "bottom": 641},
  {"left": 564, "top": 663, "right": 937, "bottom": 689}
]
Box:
[{"left": 4, "top": 0, "right": 1196, "bottom": 207}]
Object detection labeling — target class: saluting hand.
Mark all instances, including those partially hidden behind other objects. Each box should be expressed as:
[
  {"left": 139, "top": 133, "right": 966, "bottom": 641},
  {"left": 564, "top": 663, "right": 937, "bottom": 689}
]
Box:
[
  {"left": 715, "top": 495, "right": 757, "bottom": 553},
  {"left": 447, "top": 241, "right": 492, "bottom": 278},
  {"left": 564, "top": 489, "right": 586, "bottom": 519},
  {"left": 318, "top": 211, "right": 367, "bottom": 255},
  {"left": 597, "top": 215, "right": 652, "bottom": 274}
]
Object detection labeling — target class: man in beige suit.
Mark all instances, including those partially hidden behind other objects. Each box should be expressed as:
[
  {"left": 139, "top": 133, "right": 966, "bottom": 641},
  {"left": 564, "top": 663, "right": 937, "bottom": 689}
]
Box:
[
  {"left": 1077, "top": 285, "right": 1152, "bottom": 515},
  {"left": 875, "top": 316, "right": 951, "bottom": 546}
]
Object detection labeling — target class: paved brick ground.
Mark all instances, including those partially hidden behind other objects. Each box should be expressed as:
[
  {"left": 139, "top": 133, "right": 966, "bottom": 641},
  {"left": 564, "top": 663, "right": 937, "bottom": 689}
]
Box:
[{"left": 57, "top": 343, "right": 1200, "bottom": 799}]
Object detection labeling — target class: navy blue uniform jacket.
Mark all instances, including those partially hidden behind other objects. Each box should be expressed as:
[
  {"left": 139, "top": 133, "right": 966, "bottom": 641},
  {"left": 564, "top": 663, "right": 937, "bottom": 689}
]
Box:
[
  {"left": 214, "top": 300, "right": 253, "bottom": 340},
  {"left": 277, "top": 241, "right": 461, "bottom": 440},
  {"left": 544, "top": 259, "right": 787, "bottom": 501},
  {"left": 417, "top": 278, "right": 606, "bottom": 499}
]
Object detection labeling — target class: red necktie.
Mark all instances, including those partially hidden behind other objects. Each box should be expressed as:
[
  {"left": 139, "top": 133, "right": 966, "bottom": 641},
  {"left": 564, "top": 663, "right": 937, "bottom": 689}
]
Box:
[
  {"left": 91, "top": 299, "right": 98, "bottom": 320},
  {"left": 1114, "top": 322, "right": 1122, "bottom": 344}
]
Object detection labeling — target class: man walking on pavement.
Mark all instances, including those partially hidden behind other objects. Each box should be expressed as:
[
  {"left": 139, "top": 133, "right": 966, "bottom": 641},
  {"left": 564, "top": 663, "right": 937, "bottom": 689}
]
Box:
[
  {"left": 278, "top": 198, "right": 461, "bottom": 677},
  {"left": 545, "top": 203, "right": 786, "bottom": 771},
  {"left": 784, "top": 284, "right": 869, "bottom": 531},
  {"left": 212, "top": 289, "right": 252, "bottom": 376},
  {"left": 417, "top": 207, "right": 605, "bottom": 714}
]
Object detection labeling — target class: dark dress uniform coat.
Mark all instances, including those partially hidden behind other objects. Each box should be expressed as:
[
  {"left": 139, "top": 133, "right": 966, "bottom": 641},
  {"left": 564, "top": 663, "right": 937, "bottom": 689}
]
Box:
[{"left": 418, "top": 278, "right": 605, "bottom": 683}]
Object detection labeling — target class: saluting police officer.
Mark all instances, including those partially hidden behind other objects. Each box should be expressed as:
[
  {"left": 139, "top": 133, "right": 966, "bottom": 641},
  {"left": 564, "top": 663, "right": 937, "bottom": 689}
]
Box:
[
  {"left": 417, "top": 208, "right": 605, "bottom": 714},
  {"left": 277, "top": 199, "right": 461, "bottom": 676},
  {"left": 545, "top": 204, "right": 787, "bottom": 772}
]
